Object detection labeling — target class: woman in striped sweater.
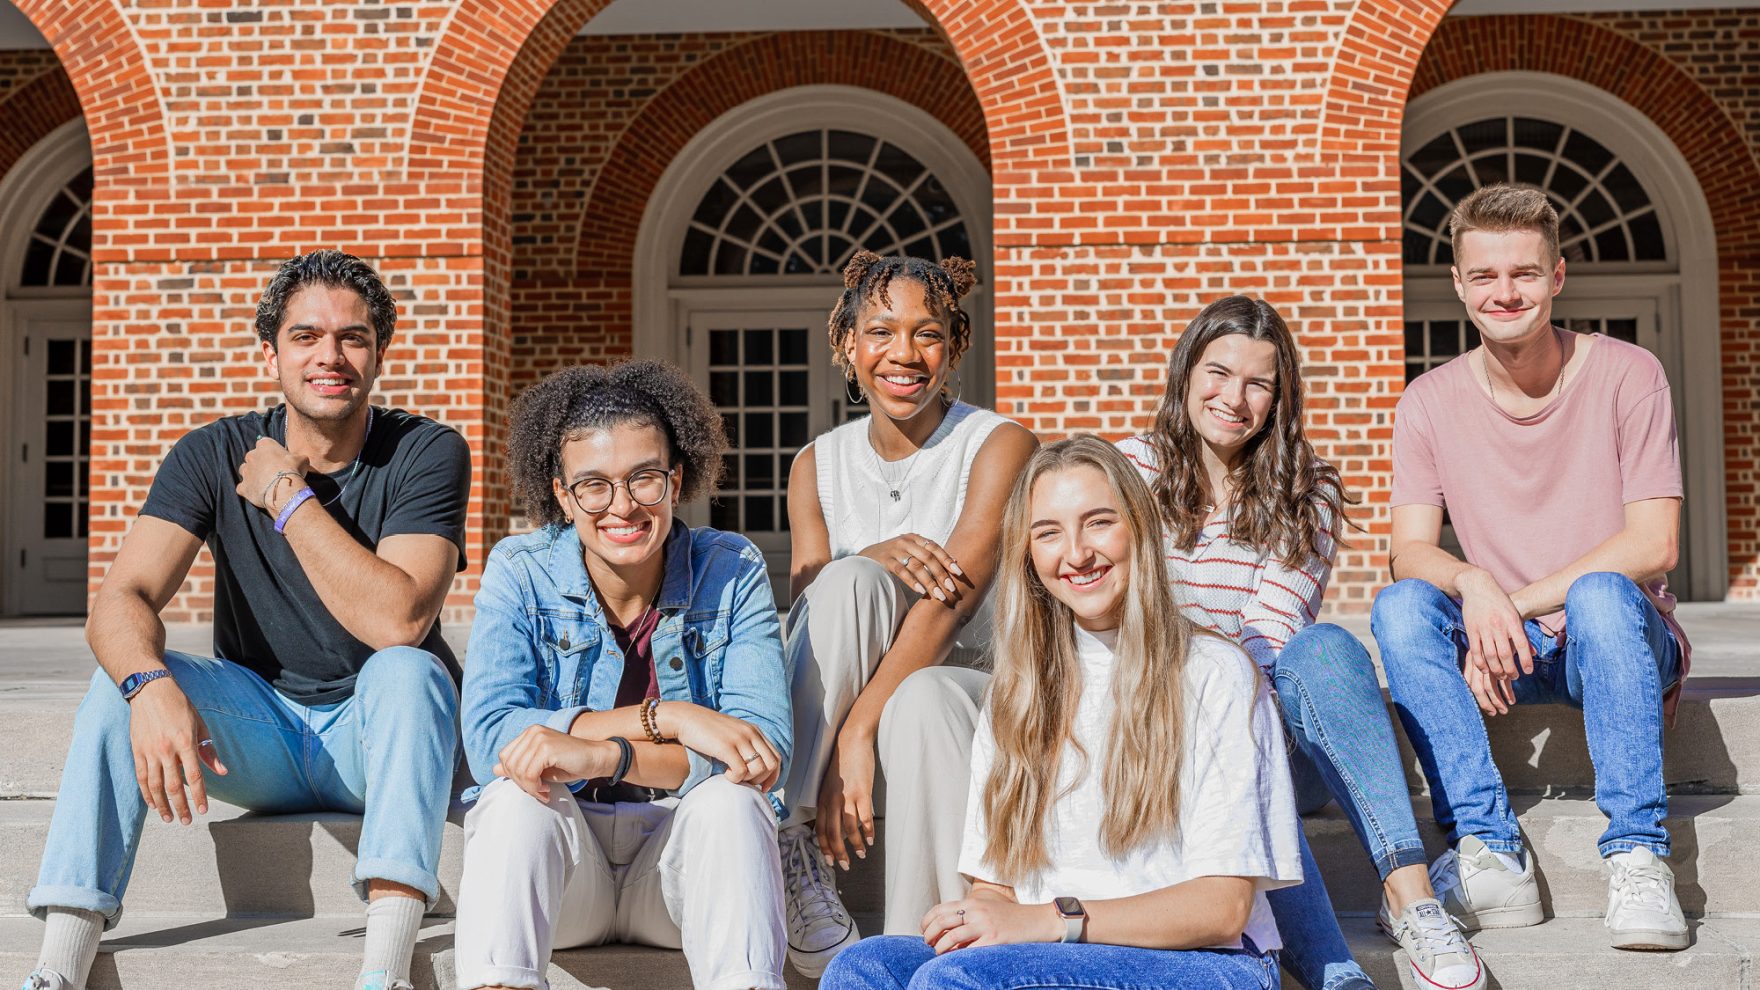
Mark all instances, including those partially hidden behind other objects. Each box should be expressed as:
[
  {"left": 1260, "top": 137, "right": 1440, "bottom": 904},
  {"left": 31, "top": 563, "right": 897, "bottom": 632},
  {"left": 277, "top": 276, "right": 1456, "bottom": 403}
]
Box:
[{"left": 1118, "top": 296, "right": 1488, "bottom": 990}]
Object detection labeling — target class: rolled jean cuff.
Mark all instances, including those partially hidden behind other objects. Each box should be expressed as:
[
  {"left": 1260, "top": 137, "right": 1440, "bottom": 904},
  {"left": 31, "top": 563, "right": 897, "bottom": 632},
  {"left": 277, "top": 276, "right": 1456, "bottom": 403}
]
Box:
[
  {"left": 1375, "top": 841, "right": 1432, "bottom": 881},
  {"left": 701, "top": 970, "right": 786, "bottom": 990},
  {"left": 451, "top": 963, "right": 543, "bottom": 990},
  {"left": 352, "top": 857, "right": 441, "bottom": 909},
  {"left": 1600, "top": 838, "right": 1671, "bottom": 859},
  {"left": 26, "top": 885, "right": 122, "bottom": 930},
  {"left": 1471, "top": 834, "right": 1527, "bottom": 856}
]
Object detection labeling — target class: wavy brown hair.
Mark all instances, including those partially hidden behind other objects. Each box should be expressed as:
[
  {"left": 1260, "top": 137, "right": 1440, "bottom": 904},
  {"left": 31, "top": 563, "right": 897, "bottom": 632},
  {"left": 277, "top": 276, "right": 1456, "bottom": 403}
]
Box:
[
  {"left": 979, "top": 436, "right": 1197, "bottom": 883},
  {"left": 1148, "top": 295, "right": 1352, "bottom": 567}
]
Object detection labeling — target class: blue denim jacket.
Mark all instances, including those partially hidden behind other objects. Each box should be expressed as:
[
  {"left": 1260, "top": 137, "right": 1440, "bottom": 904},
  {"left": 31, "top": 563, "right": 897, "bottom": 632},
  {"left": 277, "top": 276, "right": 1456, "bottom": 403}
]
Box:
[{"left": 461, "top": 520, "right": 791, "bottom": 817}]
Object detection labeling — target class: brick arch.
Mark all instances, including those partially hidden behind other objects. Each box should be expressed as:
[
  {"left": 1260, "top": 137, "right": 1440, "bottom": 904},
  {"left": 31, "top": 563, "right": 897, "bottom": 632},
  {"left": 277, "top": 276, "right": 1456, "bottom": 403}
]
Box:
[
  {"left": 1316, "top": 0, "right": 1454, "bottom": 157},
  {"left": 572, "top": 31, "right": 990, "bottom": 280},
  {"left": 1409, "top": 14, "right": 1760, "bottom": 597},
  {"left": 407, "top": 0, "right": 1067, "bottom": 184},
  {"left": 0, "top": 68, "right": 84, "bottom": 184},
  {"left": 11, "top": 0, "right": 170, "bottom": 190}
]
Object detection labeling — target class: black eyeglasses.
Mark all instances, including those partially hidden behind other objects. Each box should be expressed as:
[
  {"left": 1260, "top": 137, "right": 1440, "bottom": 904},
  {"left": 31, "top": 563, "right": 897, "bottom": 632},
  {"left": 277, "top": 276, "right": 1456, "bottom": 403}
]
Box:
[{"left": 565, "top": 468, "right": 674, "bottom": 514}]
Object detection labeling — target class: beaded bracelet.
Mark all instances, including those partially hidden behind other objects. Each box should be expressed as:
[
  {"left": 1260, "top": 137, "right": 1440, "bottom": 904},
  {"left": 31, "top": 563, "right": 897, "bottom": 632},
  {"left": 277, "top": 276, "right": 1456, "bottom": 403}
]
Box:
[{"left": 640, "top": 696, "right": 670, "bottom": 745}]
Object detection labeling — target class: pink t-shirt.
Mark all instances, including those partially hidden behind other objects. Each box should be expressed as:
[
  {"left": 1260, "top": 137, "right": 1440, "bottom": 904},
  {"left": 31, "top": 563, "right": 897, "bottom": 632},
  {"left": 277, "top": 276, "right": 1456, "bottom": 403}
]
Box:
[{"left": 1390, "top": 334, "right": 1689, "bottom": 713}]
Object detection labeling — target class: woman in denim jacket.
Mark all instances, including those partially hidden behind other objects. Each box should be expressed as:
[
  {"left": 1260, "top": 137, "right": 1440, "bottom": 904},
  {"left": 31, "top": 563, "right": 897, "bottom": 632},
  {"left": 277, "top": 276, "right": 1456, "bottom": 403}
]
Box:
[{"left": 454, "top": 361, "right": 792, "bottom": 990}]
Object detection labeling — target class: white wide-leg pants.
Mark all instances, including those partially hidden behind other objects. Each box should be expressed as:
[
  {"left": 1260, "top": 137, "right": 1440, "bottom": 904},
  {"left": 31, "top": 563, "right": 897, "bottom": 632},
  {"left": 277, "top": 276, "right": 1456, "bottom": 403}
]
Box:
[{"left": 454, "top": 775, "right": 786, "bottom": 990}]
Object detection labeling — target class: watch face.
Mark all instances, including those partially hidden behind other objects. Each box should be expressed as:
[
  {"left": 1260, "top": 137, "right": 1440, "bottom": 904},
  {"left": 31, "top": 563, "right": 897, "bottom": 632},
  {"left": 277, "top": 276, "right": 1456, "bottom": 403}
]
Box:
[{"left": 1054, "top": 896, "right": 1084, "bottom": 918}]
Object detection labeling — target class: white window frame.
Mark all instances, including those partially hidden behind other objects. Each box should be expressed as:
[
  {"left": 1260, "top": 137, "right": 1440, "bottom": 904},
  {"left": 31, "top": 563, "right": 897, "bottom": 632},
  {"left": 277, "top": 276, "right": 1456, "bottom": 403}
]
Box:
[
  {"left": 1404, "top": 72, "right": 1726, "bottom": 600},
  {"left": 632, "top": 85, "right": 994, "bottom": 407},
  {"left": 0, "top": 119, "right": 93, "bottom": 615}
]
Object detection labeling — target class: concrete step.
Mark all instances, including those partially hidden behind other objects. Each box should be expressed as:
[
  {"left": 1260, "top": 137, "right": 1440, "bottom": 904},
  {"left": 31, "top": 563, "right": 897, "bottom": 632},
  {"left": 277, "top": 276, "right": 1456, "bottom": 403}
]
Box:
[
  {"left": 7, "top": 682, "right": 1756, "bottom": 799},
  {"left": 0, "top": 914, "right": 1754, "bottom": 990},
  {"left": 0, "top": 914, "right": 819, "bottom": 989},
  {"left": 1304, "top": 793, "right": 1760, "bottom": 919},
  {"left": 4, "top": 793, "right": 1755, "bottom": 927},
  {"left": 1340, "top": 915, "right": 1760, "bottom": 990}
]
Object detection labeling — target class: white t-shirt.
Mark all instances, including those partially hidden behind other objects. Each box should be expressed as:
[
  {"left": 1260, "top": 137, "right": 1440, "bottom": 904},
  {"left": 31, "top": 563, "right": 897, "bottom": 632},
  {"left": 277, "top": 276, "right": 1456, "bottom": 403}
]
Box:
[{"left": 957, "top": 626, "right": 1303, "bottom": 952}]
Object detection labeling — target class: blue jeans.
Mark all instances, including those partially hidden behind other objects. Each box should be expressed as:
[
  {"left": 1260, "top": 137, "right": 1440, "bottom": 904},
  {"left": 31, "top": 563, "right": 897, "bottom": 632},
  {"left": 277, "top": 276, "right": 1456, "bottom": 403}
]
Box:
[
  {"left": 1372, "top": 573, "right": 1681, "bottom": 857},
  {"left": 1267, "top": 622, "right": 1424, "bottom": 990},
  {"left": 28, "top": 648, "right": 459, "bottom": 927},
  {"left": 823, "top": 935, "right": 1279, "bottom": 990}
]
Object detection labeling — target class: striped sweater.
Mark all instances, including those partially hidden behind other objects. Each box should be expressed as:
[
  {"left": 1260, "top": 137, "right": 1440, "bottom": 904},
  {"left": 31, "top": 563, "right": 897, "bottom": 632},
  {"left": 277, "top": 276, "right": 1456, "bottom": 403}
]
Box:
[{"left": 1117, "top": 435, "right": 1334, "bottom": 671}]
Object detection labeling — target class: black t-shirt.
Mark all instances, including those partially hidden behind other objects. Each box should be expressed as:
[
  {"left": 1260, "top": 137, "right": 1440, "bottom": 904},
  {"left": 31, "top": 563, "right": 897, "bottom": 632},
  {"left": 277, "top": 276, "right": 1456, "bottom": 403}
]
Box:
[{"left": 139, "top": 404, "right": 471, "bottom": 704}]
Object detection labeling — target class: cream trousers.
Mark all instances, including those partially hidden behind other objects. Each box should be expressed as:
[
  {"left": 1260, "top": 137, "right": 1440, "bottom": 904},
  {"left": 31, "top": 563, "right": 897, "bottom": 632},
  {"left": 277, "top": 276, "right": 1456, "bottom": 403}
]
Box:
[
  {"left": 454, "top": 775, "right": 786, "bottom": 990},
  {"left": 781, "top": 555, "right": 991, "bottom": 934}
]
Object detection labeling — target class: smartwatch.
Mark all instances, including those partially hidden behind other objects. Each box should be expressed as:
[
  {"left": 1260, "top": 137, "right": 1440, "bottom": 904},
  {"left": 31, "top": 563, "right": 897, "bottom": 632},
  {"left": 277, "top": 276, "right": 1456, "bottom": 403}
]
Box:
[
  {"left": 119, "top": 668, "right": 171, "bottom": 701},
  {"left": 1053, "top": 896, "right": 1087, "bottom": 943}
]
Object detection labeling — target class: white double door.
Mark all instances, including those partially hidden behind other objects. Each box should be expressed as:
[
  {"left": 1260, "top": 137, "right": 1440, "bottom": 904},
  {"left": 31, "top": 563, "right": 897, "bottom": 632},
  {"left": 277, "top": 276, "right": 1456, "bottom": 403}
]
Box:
[{"left": 3, "top": 298, "right": 92, "bottom": 615}]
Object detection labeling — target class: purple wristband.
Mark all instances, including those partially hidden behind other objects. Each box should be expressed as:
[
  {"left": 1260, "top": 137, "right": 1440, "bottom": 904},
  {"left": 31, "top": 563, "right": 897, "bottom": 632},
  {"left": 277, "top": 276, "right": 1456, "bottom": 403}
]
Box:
[{"left": 274, "top": 486, "right": 315, "bottom": 533}]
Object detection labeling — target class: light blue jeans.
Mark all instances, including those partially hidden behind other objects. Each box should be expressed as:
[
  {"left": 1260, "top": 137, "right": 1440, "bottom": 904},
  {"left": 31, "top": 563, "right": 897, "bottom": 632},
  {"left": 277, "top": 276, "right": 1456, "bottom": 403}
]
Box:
[
  {"left": 1372, "top": 573, "right": 1681, "bottom": 857},
  {"left": 28, "top": 648, "right": 459, "bottom": 927},
  {"left": 823, "top": 934, "right": 1279, "bottom": 990},
  {"left": 1267, "top": 622, "right": 1427, "bottom": 990}
]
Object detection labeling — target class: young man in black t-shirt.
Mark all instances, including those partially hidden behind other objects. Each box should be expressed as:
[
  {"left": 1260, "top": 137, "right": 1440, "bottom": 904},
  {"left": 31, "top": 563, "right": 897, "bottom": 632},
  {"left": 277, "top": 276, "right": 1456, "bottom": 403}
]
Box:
[{"left": 20, "top": 251, "right": 471, "bottom": 990}]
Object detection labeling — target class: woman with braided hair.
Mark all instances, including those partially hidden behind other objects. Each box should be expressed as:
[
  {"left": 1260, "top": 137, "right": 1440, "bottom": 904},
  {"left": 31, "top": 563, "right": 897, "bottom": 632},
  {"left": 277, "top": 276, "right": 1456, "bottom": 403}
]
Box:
[
  {"left": 778, "top": 251, "right": 1038, "bottom": 977},
  {"left": 454, "top": 360, "right": 792, "bottom": 990}
]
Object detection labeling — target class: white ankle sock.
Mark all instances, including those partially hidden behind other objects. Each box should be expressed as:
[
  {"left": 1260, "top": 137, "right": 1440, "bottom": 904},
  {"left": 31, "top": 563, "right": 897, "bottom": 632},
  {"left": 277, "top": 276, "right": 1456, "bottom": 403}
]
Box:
[
  {"left": 1492, "top": 849, "right": 1525, "bottom": 873},
  {"left": 356, "top": 894, "right": 425, "bottom": 989},
  {"left": 37, "top": 907, "right": 104, "bottom": 988}
]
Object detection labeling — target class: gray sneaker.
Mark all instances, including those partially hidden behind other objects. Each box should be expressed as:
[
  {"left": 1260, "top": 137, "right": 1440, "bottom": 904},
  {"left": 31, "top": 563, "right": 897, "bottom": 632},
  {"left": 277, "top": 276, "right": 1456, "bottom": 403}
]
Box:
[
  {"left": 1378, "top": 897, "right": 1487, "bottom": 990},
  {"left": 1604, "top": 847, "right": 1689, "bottom": 951},
  {"left": 19, "top": 971, "right": 70, "bottom": 990},
  {"left": 780, "top": 823, "right": 860, "bottom": 977},
  {"left": 1428, "top": 835, "right": 1543, "bottom": 930}
]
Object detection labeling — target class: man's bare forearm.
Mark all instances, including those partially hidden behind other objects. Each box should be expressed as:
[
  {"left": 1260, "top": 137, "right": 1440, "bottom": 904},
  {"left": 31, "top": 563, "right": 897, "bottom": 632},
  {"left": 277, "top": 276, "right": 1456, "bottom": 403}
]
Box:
[
  {"left": 1390, "top": 540, "right": 1487, "bottom": 598},
  {"left": 86, "top": 587, "right": 170, "bottom": 683},
  {"left": 279, "top": 504, "right": 440, "bottom": 648}
]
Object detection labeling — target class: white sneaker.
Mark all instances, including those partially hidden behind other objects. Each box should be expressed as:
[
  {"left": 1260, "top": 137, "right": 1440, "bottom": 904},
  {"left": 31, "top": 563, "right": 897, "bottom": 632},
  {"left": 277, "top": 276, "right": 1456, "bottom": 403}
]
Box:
[
  {"left": 780, "top": 823, "right": 860, "bottom": 977},
  {"left": 1378, "top": 897, "right": 1487, "bottom": 990},
  {"left": 1604, "top": 847, "right": 1689, "bottom": 951},
  {"left": 1428, "top": 835, "right": 1543, "bottom": 930},
  {"left": 19, "top": 971, "right": 70, "bottom": 990}
]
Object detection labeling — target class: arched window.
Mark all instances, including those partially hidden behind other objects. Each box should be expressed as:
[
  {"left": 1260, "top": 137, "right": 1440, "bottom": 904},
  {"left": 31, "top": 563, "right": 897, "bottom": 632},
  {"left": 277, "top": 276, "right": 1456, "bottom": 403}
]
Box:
[
  {"left": 679, "top": 129, "right": 972, "bottom": 277},
  {"left": 19, "top": 166, "right": 93, "bottom": 290},
  {"left": 1401, "top": 116, "right": 1670, "bottom": 382}
]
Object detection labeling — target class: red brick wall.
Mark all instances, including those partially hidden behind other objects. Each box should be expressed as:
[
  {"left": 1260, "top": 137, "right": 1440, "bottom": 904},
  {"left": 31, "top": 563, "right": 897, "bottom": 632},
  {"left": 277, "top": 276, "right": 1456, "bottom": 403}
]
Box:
[
  {"left": 7, "top": 0, "right": 1751, "bottom": 621},
  {"left": 1412, "top": 11, "right": 1760, "bottom": 600},
  {"left": 0, "top": 52, "right": 81, "bottom": 181}
]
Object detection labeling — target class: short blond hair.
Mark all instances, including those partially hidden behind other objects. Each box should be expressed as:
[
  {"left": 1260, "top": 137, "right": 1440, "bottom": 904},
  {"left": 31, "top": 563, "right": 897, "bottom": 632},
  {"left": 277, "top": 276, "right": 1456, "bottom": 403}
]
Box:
[{"left": 1449, "top": 184, "right": 1560, "bottom": 265}]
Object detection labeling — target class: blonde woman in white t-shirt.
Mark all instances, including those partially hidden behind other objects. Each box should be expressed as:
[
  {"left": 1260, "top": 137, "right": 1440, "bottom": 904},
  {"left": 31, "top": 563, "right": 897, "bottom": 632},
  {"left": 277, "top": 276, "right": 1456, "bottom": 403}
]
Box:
[{"left": 823, "top": 435, "right": 1301, "bottom": 990}]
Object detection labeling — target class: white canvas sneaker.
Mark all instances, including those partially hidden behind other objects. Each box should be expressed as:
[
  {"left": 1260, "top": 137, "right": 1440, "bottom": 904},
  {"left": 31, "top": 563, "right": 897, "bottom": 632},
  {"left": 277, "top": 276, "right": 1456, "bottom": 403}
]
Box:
[
  {"left": 780, "top": 823, "right": 860, "bottom": 977},
  {"left": 18, "top": 971, "right": 70, "bottom": 990},
  {"left": 1378, "top": 897, "right": 1487, "bottom": 990},
  {"left": 1604, "top": 847, "right": 1689, "bottom": 951},
  {"left": 1427, "top": 835, "right": 1543, "bottom": 930}
]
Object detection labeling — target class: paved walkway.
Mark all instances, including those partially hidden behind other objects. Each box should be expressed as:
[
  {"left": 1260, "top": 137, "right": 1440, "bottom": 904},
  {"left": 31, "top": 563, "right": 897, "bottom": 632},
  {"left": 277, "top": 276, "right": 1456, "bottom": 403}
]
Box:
[{"left": 0, "top": 602, "right": 1752, "bottom": 700}]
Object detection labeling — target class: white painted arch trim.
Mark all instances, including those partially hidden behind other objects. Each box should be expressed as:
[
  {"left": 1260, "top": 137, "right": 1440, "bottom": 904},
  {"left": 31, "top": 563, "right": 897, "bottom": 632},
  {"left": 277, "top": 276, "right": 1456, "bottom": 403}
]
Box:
[
  {"left": 633, "top": 84, "right": 994, "bottom": 399},
  {"left": 1405, "top": 71, "right": 1727, "bottom": 598}
]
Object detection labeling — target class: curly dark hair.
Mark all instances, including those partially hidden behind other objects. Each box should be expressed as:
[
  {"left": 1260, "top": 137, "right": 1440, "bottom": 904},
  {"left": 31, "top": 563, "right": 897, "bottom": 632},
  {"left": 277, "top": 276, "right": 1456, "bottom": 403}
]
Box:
[
  {"left": 254, "top": 249, "right": 398, "bottom": 351},
  {"left": 827, "top": 250, "right": 978, "bottom": 380},
  {"left": 508, "top": 361, "right": 728, "bottom": 528},
  {"left": 1147, "top": 295, "right": 1357, "bottom": 567}
]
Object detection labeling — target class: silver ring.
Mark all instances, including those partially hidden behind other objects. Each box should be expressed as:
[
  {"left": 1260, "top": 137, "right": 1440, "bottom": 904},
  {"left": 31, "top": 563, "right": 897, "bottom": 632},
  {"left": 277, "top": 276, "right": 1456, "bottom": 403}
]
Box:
[
  {"left": 957, "top": 909, "right": 965, "bottom": 917},
  {"left": 743, "top": 753, "right": 761, "bottom": 764}
]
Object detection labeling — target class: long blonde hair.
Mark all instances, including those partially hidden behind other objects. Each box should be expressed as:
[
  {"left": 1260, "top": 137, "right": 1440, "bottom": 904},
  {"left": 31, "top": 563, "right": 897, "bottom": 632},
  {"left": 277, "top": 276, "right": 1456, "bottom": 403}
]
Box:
[{"left": 980, "top": 435, "right": 1196, "bottom": 883}]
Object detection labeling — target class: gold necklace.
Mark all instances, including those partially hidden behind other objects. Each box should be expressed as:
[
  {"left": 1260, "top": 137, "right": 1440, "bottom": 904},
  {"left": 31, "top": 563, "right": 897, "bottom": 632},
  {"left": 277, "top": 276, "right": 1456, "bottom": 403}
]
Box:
[{"left": 1484, "top": 331, "right": 1566, "bottom": 404}]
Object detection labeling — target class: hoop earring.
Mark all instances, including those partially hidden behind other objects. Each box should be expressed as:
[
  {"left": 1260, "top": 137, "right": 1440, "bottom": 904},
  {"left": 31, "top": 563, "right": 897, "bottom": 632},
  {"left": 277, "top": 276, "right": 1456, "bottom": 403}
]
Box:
[
  {"left": 845, "top": 376, "right": 867, "bottom": 406},
  {"left": 944, "top": 369, "right": 964, "bottom": 404}
]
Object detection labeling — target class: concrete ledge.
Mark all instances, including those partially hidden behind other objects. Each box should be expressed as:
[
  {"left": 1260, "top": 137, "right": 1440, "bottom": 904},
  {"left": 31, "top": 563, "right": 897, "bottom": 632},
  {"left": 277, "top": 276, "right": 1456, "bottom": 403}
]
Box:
[{"left": 0, "top": 915, "right": 1753, "bottom": 990}]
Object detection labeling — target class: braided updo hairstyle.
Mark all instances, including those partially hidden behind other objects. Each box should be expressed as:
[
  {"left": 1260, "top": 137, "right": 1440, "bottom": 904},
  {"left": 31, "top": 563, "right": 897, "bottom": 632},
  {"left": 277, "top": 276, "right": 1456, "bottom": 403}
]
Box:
[
  {"left": 508, "top": 360, "right": 728, "bottom": 529},
  {"left": 827, "top": 249, "right": 978, "bottom": 381}
]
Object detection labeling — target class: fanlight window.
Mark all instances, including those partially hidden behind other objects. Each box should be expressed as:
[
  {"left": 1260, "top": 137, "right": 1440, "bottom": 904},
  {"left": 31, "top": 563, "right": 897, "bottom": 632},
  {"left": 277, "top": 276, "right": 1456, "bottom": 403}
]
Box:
[
  {"left": 1403, "top": 117, "right": 1666, "bottom": 267},
  {"left": 680, "top": 130, "right": 971, "bottom": 277},
  {"left": 19, "top": 166, "right": 93, "bottom": 289}
]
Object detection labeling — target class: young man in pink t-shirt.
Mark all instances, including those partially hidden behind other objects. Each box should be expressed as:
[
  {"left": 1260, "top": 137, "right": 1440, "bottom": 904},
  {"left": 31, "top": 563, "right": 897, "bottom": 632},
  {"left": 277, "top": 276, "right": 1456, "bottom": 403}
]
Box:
[{"left": 1371, "top": 184, "right": 1690, "bottom": 952}]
